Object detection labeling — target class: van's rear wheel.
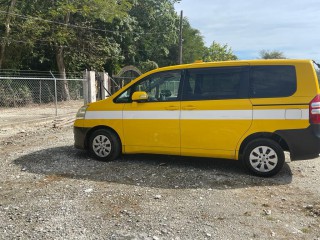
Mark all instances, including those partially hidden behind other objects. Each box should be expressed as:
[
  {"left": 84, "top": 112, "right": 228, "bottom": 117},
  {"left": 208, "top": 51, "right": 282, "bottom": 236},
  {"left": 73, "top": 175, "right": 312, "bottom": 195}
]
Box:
[
  {"left": 242, "top": 139, "right": 285, "bottom": 177},
  {"left": 89, "top": 129, "right": 120, "bottom": 161}
]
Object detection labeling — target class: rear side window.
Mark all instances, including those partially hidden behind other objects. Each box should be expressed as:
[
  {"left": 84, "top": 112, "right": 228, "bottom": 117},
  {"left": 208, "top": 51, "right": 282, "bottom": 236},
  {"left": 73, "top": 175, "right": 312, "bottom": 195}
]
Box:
[
  {"left": 182, "top": 67, "right": 249, "bottom": 100},
  {"left": 250, "top": 65, "right": 296, "bottom": 98}
]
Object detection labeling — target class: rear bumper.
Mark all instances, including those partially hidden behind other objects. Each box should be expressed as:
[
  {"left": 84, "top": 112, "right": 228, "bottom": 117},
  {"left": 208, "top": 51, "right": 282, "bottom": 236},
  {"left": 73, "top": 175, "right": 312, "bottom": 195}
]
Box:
[
  {"left": 74, "top": 126, "right": 90, "bottom": 149},
  {"left": 276, "top": 125, "right": 320, "bottom": 160}
]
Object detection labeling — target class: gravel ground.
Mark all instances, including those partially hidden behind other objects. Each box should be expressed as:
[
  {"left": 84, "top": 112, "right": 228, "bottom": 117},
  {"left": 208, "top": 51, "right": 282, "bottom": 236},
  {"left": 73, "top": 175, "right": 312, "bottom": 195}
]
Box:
[{"left": 0, "top": 123, "right": 319, "bottom": 240}]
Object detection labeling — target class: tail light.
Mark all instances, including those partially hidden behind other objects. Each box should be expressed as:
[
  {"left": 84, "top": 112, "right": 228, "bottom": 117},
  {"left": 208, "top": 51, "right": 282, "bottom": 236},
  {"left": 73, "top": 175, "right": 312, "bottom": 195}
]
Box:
[{"left": 310, "top": 94, "right": 320, "bottom": 124}]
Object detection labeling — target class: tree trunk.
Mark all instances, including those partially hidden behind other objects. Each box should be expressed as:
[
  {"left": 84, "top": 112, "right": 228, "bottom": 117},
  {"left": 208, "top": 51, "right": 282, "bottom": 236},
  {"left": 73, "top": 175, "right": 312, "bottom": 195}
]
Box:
[
  {"left": 55, "top": 45, "right": 71, "bottom": 101},
  {"left": 54, "top": 11, "right": 71, "bottom": 101},
  {"left": 0, "top": 0, "right": 17, "bottom": 69}
]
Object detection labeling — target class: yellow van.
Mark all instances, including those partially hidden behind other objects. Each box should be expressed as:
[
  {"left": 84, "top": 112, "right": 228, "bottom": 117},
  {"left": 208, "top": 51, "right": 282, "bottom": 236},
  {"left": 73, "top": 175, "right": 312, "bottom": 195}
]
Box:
[{"left": 74, "top": 59, "right": 320, "bottom": 177}]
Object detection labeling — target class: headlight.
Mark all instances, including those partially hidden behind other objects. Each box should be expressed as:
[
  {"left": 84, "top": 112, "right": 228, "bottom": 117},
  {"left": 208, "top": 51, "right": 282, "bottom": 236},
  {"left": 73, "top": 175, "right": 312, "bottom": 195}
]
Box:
[{"left": 76, "top": 105, "right": 88, "bottom": 119}]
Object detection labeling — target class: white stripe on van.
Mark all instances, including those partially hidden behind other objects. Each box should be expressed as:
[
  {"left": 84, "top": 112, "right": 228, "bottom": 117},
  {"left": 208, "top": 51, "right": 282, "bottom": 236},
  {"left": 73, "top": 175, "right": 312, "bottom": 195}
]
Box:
[
  {"left": 253, "top": 109, "right": 285, "bottom": 119},
  {"left": 85, "top": 111, "right": 122, "bottom": 119},
  {"left": 124, "top": 111, "right": 180, "bottom": 119},
  {"left": 181, "top": 110, "right": 252, "bottom": 120},
  {"left": 84, "top": 109, "right": 309, "bottom": 120}
]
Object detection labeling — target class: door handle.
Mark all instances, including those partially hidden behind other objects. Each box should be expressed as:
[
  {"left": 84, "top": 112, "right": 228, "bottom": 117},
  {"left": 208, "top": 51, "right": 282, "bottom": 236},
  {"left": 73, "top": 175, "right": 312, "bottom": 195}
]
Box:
[
  {"left": 165, "top": 106, "right": 179, "bottom": 110},
  {"left": 182, "top": 105, "right": 196, "bottom": 110}
]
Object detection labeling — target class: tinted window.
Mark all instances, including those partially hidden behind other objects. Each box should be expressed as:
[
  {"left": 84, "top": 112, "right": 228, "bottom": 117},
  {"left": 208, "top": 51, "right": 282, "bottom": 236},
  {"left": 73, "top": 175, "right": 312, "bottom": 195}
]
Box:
[
  {"left": 250, "top": 65, "right": 296, "bottom": 98},
  {"left": 182, "top": 67, "right": 248, "bottom": 100},
  {"left": 114, "top": 70, "right": 182, "bottom": 103}
]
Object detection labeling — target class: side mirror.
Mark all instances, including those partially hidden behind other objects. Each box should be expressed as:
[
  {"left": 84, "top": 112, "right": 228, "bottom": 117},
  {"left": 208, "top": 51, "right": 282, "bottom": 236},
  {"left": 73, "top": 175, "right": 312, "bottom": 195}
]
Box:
[{"left": 132, "top": 91, "right": 149, "bottom": 102}]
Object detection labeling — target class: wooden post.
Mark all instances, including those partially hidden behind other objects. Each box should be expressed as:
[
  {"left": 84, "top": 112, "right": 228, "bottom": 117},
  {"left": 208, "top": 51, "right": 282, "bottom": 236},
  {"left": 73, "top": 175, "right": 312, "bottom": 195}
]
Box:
[
  {"left": 83, "top": 70, "right": 88, "bottom": 104},
  {"left": 101, "top": 72, "right": 111, "bottom": 99},
  {"left": 88, "top": 71, "right": 96, "bottom": 103},
  {"left": 83, "top": 70, "right": 96, "bottom": 103}
]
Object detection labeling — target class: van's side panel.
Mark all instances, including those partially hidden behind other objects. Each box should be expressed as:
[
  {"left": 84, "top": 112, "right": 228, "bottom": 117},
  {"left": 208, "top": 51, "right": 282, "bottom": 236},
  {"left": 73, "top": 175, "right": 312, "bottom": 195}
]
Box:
[{"left": 180, "top": 99, "right": 253, "bottom": 159}]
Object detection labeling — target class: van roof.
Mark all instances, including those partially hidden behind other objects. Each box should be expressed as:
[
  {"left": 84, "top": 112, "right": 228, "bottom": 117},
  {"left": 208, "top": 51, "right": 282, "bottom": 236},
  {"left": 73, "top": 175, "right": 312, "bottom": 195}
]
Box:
[{"left": 153, "top": 59, "right": 313, "bottom": 73}]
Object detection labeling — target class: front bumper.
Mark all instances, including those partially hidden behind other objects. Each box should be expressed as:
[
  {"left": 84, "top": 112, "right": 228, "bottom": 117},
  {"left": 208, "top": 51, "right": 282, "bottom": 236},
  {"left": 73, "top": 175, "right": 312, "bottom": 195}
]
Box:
[{"left": 74, "top": 126, "right": 90, "bottom": 149}]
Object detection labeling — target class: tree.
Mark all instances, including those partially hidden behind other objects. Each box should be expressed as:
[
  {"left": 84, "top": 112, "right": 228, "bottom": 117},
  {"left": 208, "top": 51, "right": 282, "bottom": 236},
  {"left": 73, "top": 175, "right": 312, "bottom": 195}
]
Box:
[
  {"left": 126, "top": 0, "right": 180, "bottom": 67},
  {"left": 0, "top": 0, "right": 242, "bottom": 86},
  {"left": 203, "top": 41, "right": 238, "bottom": 62},
  {"left": 260, "top": 50, "right": 286, "bottom": 59},
  {"left": 138, "top": 60, "right": 158, "bottom": 73},
  {"left": 166, "top": 17, "right": 206, "bottom": 65},
  {"left": 0, "top": 0, "right": 17, "bottom": 69},
  {"left": 15, "top": 0, "right": 132, "bottom": 100},
  {"left": 181, "top": 19, "right": 206, "bottom": 64}
]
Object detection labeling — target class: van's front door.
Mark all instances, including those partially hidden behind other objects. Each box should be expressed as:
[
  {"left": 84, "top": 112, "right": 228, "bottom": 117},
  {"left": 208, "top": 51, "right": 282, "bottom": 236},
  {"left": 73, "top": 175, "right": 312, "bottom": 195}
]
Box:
[
  {"left": 121, "top": 70, "right": 182, "bottom": 155},
  {"left": 180, "top": 66, "right": 252, "bottom": 159}
]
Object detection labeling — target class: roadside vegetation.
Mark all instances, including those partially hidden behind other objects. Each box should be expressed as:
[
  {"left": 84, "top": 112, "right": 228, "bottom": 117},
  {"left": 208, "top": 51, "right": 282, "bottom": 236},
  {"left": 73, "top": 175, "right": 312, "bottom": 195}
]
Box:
[{"left": 0, "top": 0, "right": 240, "bottom": 74}]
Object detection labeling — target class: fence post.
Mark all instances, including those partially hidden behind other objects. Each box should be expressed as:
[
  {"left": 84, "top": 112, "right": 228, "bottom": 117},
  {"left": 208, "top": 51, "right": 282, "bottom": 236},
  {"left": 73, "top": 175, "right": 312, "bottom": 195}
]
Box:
[
  {"left": 49, "top": 71, "right": 58, "bottom": 116},
  {"left": 83, "top": 70, "right": 96, "bottom": 104},
  {"left": 83, "top": 70, "right": 88, "bottom": 105},
  {"left": 101, "top": 72, "right": 111, "bottom": 99},
  {"left": 39, "top": 80, "right": 42, "bottom": 104},
  {"left": 89, "top": 71, "right": 96, "bottom": 103}
]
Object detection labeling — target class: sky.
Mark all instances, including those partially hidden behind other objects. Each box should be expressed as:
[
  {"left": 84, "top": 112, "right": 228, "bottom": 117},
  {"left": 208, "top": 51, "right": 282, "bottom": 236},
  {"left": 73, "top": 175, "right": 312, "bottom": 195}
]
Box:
[{"left": 174, "top": 0, "right": 320, "bottom": 62}]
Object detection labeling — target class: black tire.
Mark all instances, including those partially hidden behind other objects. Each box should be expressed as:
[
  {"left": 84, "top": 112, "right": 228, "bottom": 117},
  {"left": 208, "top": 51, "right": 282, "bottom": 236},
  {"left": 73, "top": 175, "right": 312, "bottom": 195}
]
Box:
[
  {"left": 89, "top": 129, "right": 121, "bottom": 161},
  {"left": 242, "top": 138, "right": 285, "bottom": 177}
]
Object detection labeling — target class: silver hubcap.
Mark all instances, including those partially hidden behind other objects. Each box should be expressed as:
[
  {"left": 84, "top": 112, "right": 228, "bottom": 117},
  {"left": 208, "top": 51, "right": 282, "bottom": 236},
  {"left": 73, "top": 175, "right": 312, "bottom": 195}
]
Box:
[
  {"left": 92, "top": 135, "right": 112, "bottom": 157},
  {"left": 249, "top": 146, "right": 278, "bottom": 172}
]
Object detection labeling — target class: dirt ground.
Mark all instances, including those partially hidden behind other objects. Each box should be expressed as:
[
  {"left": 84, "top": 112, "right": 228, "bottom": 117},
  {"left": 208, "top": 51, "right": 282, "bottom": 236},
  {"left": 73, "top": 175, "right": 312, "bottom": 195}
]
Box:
[
  {"left": 0, "top": 105, "right": 319, "bottom": 239},
  {"left": 0, "top": 100, "right": 83, "bottom": 128}
]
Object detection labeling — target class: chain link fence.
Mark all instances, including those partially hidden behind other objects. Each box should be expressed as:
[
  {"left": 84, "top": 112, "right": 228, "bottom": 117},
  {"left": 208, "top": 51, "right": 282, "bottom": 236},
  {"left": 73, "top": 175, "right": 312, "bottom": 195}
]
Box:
[
  {"left": 0, "top": 70, "right": 85, "bottom": 126},
  {"left": 0, "top": 70, "right": 84, "bottom": 107}
]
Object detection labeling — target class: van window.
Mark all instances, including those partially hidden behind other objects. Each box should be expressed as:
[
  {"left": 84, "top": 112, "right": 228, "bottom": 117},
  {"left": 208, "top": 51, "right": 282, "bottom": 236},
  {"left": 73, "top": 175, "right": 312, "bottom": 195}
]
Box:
[
  {"left": 182, "top": 67, "right": 248, "bottom": 100},
  {"left": 250, "top": 65, "right": 296, "bottom": 98},
  {"left": 114, "top": 70, "right": 182, "bottom": 103}
]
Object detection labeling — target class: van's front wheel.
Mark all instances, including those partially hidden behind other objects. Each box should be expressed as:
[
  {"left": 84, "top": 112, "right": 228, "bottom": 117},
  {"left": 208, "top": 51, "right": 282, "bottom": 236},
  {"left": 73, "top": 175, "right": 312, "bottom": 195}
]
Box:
[
  {"left": 89, "top": 129, "right": 121, "bottom": 161},
  {"left": 242, "top": 139, "right": 285, "bottom": 177}
]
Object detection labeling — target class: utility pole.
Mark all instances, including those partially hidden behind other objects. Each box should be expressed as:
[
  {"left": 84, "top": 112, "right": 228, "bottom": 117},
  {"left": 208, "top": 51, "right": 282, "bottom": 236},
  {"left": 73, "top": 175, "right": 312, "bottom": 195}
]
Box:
[{"left": 178, "top": 10, "right": 183, "bottom": 64}]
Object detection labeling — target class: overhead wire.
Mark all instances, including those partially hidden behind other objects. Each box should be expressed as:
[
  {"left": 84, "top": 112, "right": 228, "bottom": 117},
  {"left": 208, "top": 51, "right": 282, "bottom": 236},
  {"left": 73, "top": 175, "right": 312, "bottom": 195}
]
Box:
[
  {"left": 0, "top": 35, "right": 156, "bottom": 56},
  {"left": 0, "top": 69, "right": 84, "bottom": 79},
  {"left": 0, "top": 10, "right": 174, "bottom": 36},
  {"left": 0, "top": 36, "right": 123, "bottom": 55}
]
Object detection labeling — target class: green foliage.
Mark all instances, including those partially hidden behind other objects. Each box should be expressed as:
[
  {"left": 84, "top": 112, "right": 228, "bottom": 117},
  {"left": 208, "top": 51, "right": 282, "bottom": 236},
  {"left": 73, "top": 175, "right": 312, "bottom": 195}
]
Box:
[
  {"left": 166, "top": 17, "right": 206, "bottom": 65},
  {"left": 203, "top": 41, "right": 238, "bottom": 62},
  {"left": 0, "top": 0, "right": 132, "bottom": 71},
  {"left": 182, "top": 23, "right": 206, "bottom": 63},
  {"left": 138, "top": 60, "right": 159, "bottom": 73},
  {"left": 0, "top": 0, "right": 238, "bottom": 75},
  {"left": 259, "top": 50, "right": 286, "bottom": 59},
  {"left": 126, "top": 0, "right": 180, "bottom": 67},
  {"left": 0, "top": 79, "right": 32, "bottom": 107}
]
